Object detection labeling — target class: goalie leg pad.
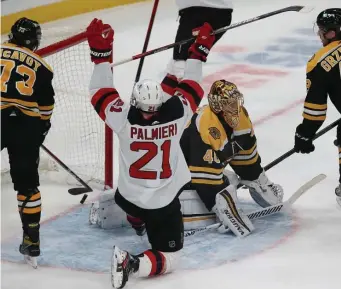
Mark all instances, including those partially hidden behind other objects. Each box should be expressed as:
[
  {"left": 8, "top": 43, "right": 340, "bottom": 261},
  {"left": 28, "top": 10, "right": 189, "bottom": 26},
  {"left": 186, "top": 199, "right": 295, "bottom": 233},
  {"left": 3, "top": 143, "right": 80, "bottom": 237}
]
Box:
[
  {"left": 214, "top": 185, "right": 254, "bottom": 237},
  {"left": 88, "top": 190, "right": 128, "bottom": 229}
]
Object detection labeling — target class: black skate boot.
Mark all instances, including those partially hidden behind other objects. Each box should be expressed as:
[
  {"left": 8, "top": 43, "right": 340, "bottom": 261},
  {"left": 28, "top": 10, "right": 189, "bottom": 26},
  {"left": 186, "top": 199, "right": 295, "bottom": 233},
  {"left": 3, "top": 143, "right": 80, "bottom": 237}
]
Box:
[
  {"left": 111, "top": 246, "right": 140, "bottom": 288},
  {"left": 19, "top": 234, "right": 40, "bottom": 268}
]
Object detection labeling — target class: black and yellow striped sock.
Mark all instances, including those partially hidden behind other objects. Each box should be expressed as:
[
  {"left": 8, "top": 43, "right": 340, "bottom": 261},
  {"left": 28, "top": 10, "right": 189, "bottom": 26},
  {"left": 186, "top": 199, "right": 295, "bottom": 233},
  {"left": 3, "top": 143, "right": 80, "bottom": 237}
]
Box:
[{"left": 17, "top": 189, "right": 41, "bottom": 242}]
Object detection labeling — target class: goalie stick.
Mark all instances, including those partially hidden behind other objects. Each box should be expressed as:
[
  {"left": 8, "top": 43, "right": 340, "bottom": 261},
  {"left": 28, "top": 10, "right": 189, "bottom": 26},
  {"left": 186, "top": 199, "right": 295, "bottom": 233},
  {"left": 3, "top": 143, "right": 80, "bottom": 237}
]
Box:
[
  {"left": 112, "top": 5, "right": 314, "bottom": 67},
  {"left": 184, "top": 173, "right": 326, "bottom": 237}
]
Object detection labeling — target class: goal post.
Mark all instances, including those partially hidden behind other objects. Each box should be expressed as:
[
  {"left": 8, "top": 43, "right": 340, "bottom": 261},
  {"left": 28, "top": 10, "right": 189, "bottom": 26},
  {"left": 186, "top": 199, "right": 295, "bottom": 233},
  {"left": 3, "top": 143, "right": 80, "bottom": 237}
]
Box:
[{"left": 35, "top": 31, "right": 114, "bottom": 189}]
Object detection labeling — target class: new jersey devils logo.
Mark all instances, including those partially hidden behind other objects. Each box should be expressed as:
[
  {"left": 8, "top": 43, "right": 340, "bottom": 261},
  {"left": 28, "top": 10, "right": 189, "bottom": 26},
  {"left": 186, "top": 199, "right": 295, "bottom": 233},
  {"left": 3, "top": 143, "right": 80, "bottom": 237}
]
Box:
[{"left": 110, "top": 98, "right": 124, "bottom": 112}]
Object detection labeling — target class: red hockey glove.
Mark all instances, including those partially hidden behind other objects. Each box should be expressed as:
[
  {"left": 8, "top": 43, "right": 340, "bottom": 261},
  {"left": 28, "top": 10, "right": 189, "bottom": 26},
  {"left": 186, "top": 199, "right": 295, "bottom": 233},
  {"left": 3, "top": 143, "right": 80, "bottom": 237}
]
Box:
[
  {"left": 188, "top": 22, "right": 215, "bottom": 62},
  {"left": 86, "top": 18, "right": 114, "bottom": 64}
]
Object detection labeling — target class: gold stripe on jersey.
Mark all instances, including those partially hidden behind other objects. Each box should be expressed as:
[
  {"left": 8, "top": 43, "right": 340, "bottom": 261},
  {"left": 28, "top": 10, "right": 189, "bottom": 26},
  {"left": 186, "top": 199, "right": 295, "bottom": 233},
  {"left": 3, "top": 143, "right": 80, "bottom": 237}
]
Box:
[
  {"left": 189, "top": 165, "right": 224, "bottom": 185},
  {"left": 189, "top": 166, "right": 224, "bottom": 174},
  {"left": 306, "top": 41, "right": 341, "bottom": 73},
  {"left": 195, "top": 105, "right": 229, "bottom": 151},
  {"left": 1, "top": 98, "right": 40, "bottom": 116},
  {"left": 302, "top": 101, "right": 327, "bottom": 121},
  {"left": 230, "top": 143, "right": 259, "bottom": 166},
  {"left": 1, "top": 43, "right": 53, "bottom": 72},
  {"left": 233, "top": 107, "right": 254, "bottom": 137},
  {"left": 191, "top": 179, "right": 224, "bottom": 185},
  {"left": 1, "top": 98, "right": 54, "bottom": 120},
  {"left": 39, "top": 104, "right": 54, "bottom": 120}
]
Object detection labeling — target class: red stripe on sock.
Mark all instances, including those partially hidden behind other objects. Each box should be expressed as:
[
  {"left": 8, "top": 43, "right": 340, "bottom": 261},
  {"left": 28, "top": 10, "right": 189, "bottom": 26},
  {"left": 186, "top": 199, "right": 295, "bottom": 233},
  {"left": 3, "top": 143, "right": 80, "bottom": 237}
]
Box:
[{"left": 144, "top": 250, "right": 157, "bottom": 276}]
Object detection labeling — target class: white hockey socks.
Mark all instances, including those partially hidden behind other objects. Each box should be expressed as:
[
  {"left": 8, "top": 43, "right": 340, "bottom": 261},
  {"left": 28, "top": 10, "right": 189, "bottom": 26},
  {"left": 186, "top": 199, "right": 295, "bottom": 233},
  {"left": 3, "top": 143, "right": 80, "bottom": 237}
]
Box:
[
  {"left": 241, "top": 170, "right": 284, "bottom": 208},
  {"left": 214, "top": 185, "right": 254, "bottom": 237}
]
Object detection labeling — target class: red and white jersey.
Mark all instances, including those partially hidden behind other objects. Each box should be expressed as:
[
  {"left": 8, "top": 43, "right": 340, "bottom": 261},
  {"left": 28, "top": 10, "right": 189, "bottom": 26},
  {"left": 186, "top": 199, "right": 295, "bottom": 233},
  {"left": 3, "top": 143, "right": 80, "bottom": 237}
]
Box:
[
  {"left": 176, "top": 0, "right": 233, "bottom": 10},
  {"left": 90, "top": 62, "right": 204, "bottom": 209}
]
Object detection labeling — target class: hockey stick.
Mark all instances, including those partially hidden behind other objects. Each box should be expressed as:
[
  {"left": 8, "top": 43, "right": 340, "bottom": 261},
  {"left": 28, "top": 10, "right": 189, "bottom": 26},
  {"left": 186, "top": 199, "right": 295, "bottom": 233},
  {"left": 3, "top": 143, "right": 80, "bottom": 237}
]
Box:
[
  {"left": 41, "top": 145, "right": 93, "bottom": 196},
  {"left": 184, "top": 173, "right": 326, "bottom": 237},
  {"left": 112, "top": 5, "right": 314, "bottom": 67},
  {"left": 133, "top": 0, "right": 159, "bottom": 84}
]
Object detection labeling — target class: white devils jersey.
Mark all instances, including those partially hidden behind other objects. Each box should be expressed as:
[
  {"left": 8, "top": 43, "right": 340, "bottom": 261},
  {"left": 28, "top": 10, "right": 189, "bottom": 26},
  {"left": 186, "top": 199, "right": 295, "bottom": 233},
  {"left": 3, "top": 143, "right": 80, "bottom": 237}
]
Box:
[
  {"left": 176, "top": 0, "right": 233, "bottom": 10},
  {"left": 90, "top": 63, "right": 204, "bottom": 209}
]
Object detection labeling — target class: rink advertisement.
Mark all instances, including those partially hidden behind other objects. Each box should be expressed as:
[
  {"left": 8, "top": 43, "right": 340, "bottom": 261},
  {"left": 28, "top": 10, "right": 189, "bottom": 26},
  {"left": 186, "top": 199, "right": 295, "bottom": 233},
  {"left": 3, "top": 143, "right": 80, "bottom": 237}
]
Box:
[{"left": 1, "top": 0, "right": 149, "bottom": 35}]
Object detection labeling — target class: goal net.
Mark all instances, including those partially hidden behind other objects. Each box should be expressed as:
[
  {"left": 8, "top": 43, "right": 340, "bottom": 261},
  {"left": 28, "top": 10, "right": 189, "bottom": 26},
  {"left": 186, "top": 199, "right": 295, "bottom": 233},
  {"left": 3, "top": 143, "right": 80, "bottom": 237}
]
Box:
[{"left": 1, "top": 31, "right": 114, "bottom": 189}]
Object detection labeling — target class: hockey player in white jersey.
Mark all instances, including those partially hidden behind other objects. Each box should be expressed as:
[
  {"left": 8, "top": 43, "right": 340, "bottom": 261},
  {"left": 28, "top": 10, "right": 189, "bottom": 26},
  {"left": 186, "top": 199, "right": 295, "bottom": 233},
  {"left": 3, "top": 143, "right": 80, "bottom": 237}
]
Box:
[
  {"left": 169, "top": 0, "right": 233, "bottom": 79},
  {"left": 87, "top": 19, "right": 214, "bottom": 288}
]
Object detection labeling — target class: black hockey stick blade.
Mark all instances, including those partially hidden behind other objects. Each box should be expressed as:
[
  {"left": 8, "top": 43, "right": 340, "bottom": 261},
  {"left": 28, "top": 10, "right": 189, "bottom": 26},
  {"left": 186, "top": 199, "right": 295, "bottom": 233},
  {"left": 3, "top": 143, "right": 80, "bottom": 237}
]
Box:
[{"left": 68, "top": 187, "right": 93, "bottom": 195}]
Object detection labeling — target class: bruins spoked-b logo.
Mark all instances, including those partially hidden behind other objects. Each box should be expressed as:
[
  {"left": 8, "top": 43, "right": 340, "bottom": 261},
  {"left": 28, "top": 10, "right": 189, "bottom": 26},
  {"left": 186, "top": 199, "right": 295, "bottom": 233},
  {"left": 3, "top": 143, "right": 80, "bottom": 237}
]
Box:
[{"left": 209, "top": 127, "right": 221, "bottom": 140}]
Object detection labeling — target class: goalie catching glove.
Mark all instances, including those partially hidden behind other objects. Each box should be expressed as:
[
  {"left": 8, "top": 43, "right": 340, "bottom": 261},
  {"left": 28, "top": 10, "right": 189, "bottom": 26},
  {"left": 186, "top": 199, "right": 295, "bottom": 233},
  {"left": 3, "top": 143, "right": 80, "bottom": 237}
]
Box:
[
  {"left": 87, "top": 18, "right": 114, "bottom": 64},
  {"left": 241, "top": 170, "right": 284, "bottom": 208}
]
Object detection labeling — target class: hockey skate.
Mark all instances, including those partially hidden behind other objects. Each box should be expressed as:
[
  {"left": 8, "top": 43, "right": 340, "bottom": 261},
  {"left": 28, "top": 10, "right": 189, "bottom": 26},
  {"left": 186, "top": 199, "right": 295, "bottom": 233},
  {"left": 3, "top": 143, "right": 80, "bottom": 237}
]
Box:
[
  {"left": 335, "top": 184, "right": 341, "bottom": 207},
  {"left": 19, "top": 234, "right": 40, "bottom": 269},
  {"left": 111, "top": 246, "right": 140, "bottom": 288}
]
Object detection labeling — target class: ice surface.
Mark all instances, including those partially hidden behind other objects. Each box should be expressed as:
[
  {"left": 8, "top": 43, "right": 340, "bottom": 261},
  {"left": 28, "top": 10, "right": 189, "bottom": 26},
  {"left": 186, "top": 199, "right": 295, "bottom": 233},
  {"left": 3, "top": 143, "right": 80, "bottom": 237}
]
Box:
[{"left": 1, "top": 0, "right": 340, "bottom": 288}]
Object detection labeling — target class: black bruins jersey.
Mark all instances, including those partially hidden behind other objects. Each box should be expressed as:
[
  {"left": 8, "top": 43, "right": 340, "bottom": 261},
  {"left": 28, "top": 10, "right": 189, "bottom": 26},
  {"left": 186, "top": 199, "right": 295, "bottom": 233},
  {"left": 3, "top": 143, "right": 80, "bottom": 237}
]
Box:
[
  {"left": 1, "top": 43, "right": 54, "bottom": 120},
  {"left": 301, "top": 40, "right": 341, "bottom": 136},
  {"left": 181, "top": 105, "right": 263, "bottom": 185}
]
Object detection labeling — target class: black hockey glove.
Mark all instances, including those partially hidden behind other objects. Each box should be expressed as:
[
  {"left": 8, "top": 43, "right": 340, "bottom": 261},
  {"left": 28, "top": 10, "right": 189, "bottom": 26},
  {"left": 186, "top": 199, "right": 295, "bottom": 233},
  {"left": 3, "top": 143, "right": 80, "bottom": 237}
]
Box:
[
  {"left": 334, "top": 121, "right": 341, "bottom": 147},
  {"left": 294, "top": 124, "right": 315, "bottom": 154},
  {"left": 40, "top": 120, "right": 51, "bottom": 145}
]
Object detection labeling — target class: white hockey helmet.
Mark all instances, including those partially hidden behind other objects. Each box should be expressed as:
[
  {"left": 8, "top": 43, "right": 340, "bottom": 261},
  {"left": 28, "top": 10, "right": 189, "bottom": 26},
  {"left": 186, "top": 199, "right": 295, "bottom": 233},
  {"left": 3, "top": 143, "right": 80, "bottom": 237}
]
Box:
[{"left": 131, "top": 79, "right": 164, "bottom": 113}]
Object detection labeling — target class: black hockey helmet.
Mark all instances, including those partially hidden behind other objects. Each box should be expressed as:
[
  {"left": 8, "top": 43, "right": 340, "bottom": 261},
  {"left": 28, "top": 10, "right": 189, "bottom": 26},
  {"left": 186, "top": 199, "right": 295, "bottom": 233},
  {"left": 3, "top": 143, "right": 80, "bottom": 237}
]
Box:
[
  {"left": 316, "top": 8, "right": 341, "bottom": 40},
  {"left": 8, "top": 17, "right": 42, "bottom": 51}
]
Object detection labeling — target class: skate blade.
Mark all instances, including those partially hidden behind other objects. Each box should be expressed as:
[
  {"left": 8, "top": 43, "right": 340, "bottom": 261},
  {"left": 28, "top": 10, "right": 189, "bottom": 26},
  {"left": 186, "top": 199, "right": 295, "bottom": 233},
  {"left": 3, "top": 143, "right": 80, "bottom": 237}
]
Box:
[
  {"left": 111, "top": 246, "right": 125, "bottom": 289},
  {"left": 24, "top": 255, "right": 38, "bottom": 269}
]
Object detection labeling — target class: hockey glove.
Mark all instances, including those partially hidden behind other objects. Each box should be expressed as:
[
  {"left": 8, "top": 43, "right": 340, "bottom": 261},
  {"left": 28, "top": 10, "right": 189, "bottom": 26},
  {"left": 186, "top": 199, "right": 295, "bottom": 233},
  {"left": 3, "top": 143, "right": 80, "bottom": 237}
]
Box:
[
  {"left": 294, "top": 124, "right": 315, "bottom": 154},
  {"left": 188, "top": 22, "right": 215, "bottom": 62},
  {"left": 86, "top": 18, "right": 114, "bottom": 64},
  {"left": 334, "top": 122, "right": 341, "bottom": 147}
]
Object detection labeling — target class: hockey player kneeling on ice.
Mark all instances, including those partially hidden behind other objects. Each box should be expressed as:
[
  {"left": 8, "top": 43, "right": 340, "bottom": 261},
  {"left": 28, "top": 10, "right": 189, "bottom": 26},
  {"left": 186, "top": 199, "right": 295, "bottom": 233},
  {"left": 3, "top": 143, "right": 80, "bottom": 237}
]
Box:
[
  {"left": 178, "top": 80, "right": 284, "bottom": 235},
  {"left": 87, "top": 19, "right": 213, "bottom": 288}
]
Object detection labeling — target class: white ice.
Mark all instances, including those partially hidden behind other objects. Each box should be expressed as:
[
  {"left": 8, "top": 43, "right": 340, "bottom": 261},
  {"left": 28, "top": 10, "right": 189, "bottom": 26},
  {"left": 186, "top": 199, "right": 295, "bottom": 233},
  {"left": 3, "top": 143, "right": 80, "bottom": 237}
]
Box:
[{"left": 1, "top": 0, "right": 340, "bottom": 288}]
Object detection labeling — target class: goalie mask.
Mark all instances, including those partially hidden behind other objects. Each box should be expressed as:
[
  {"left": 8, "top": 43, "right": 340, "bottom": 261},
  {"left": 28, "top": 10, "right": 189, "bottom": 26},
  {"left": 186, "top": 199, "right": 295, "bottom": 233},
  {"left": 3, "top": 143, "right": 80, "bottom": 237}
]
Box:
[
  {"left": 131, "top": 79, "right": 164, "bottom": 113},
  {"left": 208, "top": 80, "right": 244, "bottom": 128}
]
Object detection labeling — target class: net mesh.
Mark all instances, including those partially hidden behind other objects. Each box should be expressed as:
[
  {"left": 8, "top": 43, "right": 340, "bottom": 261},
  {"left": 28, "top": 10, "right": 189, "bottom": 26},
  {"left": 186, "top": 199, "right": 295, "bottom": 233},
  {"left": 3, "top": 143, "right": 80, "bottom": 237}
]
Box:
[
  {"left": 1, "top": 35, "right": 110, "bottom": 187},
  {"left": 43, "top": 41, "right": 105, "bottom": 184}
]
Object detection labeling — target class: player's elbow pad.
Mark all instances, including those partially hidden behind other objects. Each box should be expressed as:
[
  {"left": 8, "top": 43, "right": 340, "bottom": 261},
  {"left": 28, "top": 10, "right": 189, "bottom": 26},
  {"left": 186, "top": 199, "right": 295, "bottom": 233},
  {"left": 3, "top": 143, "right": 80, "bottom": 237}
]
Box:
[
  {"left": 183, "top": 59, "right": 203, "bottom": 83},
  {"left": 89, "top": 62, "right": 114, "bottom": 92}
]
